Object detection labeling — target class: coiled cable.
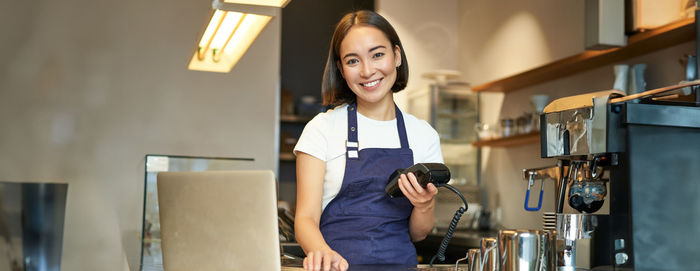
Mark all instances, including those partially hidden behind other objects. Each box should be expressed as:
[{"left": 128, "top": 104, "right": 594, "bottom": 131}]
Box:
[{"left": 429, "top": 183, "right": 469, "bottom": 266}]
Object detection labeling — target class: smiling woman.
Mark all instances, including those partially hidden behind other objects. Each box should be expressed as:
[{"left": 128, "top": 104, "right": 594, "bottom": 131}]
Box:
[
  {"left": 336, "top": 25, "right": 402, "bottom": 112},
  {"left": 292, "top": 10, "right": 444, "bottom": 271},
  {"left": 322, "top": 11, "right": 409, "bottom": 111}
]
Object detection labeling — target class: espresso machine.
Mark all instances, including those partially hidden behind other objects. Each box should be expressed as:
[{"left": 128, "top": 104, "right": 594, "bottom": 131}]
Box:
[{"left": 523, "top": 83, "right": 700, "bottom": 271}]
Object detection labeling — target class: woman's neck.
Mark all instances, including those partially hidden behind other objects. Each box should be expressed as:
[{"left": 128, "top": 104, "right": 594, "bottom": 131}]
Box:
[{"left": 356, "top": 96, "right": 396, "bottom": 121}]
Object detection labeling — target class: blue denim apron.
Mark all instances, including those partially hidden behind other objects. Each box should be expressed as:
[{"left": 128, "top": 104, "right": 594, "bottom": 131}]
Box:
[{"left": 319, "top": 103, "right": 417, "bottom": 265}]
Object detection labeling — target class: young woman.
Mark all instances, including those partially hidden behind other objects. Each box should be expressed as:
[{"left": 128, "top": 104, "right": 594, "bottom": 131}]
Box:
[{"left": 293, "top": 10, "right": 444, "bottom": 271}]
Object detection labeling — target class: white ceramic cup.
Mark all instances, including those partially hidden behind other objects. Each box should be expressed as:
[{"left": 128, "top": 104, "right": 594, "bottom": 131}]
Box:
[
  {"left": 530, "top": 94, "right": 550, "bottom": 113},
  {"left": 613, "top": 64, "right": 630, "bottom": 93}
]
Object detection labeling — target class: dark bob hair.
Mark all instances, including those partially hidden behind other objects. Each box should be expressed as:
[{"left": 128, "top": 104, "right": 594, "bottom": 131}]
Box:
[{"left": 321, "top": 10, "right": 409, "bottom": 107}]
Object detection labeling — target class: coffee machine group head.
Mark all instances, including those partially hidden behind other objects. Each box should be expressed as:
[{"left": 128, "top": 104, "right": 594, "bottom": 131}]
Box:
[
  {"left": 522, "top": 157, "right": 610, "bottom": 215},
  {"left": 523, "top": 158, "right": 612, "bottom": 271}
]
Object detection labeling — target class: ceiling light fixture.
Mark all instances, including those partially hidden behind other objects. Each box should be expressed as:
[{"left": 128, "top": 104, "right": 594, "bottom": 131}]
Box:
[{"left": 188, "top": 0, "right": 290, "bottom": 73}]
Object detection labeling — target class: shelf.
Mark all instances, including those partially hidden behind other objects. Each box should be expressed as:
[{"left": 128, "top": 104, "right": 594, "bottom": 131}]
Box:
[
  {"left": 441, "top": 138, "right": 473, "bottom": 144},
  {"left": 281, "top": 114, "right": 313, "bottom": 123},
  {"left": 437, "top": 112, "right": 478, "bottom": 119},
  {"left": 279, "top": 152, "right": 296, "bottom": 161},
  {"left": 471, "top": 18, "right": 696, "bottom": 93},
  {"left": 472, "top": 132, "right": 540, "bottom": 147}
]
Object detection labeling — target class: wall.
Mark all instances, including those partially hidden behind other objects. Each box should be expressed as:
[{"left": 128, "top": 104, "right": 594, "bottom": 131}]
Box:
[
  {"left": 376, "top": 0, "right": 460, "bottom": 110},
  {"left": 457, "top": 0, "right": 694, "bottom": 229},
  {"left": 0, "top": 0, "right": 281, "bottom": 270}
]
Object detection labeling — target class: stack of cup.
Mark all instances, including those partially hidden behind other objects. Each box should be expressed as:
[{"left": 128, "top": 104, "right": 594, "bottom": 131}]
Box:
[{"left": 543, "top": 212, "right": 557, "bottom": 231}]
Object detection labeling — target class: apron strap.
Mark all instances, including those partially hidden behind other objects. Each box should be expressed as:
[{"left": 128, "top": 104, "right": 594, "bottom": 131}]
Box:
[
  {"left": 346, "top": 103, "right": 411, "bottom": 160},
  {"left": 394, "top": 105, "right": 409, "bottom": 149},
  {"left": 347, "top": 103, "right": 360, "bottom": 160}
]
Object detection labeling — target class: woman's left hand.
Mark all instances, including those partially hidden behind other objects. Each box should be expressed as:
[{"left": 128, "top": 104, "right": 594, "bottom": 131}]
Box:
[{"left": 397, "top": 172, "right": 438, "bottom": 210}]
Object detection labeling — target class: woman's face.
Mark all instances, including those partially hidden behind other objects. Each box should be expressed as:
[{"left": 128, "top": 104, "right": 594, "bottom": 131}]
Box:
[{"left": 337, "top": 25, "right": 401, "bottom": 106}]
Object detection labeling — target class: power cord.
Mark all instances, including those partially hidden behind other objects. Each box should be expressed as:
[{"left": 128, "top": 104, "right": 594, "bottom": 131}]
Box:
[{"left": 429, "top": 183, "right": 469, "bottom": 267}]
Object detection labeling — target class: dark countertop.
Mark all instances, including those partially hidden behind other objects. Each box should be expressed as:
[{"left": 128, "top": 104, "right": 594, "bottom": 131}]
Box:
[
  {"left": 281, "top": 229, "right": 495, "bottom": 269},
  {"left": 282, "top": 229, "right": 498, "bottom": 270},
  {"left": 283, "top": 264, "right": 465, "bottom": 271}
]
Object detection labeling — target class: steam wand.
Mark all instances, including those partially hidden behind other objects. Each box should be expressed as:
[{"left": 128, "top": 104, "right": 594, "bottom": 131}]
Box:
[{"left": 429, "top": 183, "right": 469, "bottom": 266}]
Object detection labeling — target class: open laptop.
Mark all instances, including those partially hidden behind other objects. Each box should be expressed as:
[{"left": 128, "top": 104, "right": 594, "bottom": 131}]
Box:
[{"left": 157, "top": 170, "right": 303, "bottom": 271}]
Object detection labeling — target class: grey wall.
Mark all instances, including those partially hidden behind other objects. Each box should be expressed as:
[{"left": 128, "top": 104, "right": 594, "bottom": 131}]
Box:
[
  {"left": 457, "top": 0, "right": 694, "bottom": 229},
  {"left": 377, "top": 0, "right": 460, "bottom": 110},
  {"left": 0, "top": 0, "right": 281, "bottom": 270}
]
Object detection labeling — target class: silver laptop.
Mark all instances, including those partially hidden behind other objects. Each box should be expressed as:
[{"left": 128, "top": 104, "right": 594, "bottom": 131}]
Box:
[{"left": 157, "top": 170, "right": 301, "bottom": 271}]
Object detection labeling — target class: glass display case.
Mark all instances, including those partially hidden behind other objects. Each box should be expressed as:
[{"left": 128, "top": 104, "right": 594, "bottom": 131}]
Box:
[
  {"left": 407, "top": 81, "right": 482, "bottom": 229},
  {"left": 140, "top": 155, "right": 254, "bottom": 271},
  {"left": 408, "top": 82, "right": 479, "bottom": 185}
]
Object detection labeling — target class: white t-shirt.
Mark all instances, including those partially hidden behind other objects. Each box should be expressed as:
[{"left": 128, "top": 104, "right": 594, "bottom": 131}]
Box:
[{"left": 294, "top": 104, "right": 444, "bottom": 210}]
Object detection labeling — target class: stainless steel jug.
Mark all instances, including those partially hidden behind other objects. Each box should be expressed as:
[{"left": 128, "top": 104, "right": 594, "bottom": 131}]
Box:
[
  {"left": 467, "top": 248, "right": 481, "bottom": 271},
  {"left": 498, "top": 229, "right": 554, "bottom": 271},
  {"left": 480, "top": 237, "right": 499, "bottom": 271}
]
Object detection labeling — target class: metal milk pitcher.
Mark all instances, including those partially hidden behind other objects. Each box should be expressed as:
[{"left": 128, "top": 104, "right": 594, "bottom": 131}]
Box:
[
  {"left": 480, "top": 237, "right": 500, "bottom": 271},
  {"left": 498, "top": 229, "right": 555, "bottom": 271},
  {"left": 467, "top": 248, "right": 481, "bottom": 271}
]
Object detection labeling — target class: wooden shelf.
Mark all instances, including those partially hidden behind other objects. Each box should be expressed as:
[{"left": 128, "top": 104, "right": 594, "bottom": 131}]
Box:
[
  {"left": 441, "top": 138, "right": 472, "bottom": 144},
  {"left": 437, "top": 112, "right": 478, "bottom": 119},
  {"left": 281, "top": 114, "right": 313, "bottom": 123},
  {"left": 472, "top": 132, "right": 540, "bottom": 147},
  {"left": 471, "top": 18, "right": 696, "bottom": 93}
]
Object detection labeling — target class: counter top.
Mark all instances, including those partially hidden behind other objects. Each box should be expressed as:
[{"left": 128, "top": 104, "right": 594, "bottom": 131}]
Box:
[
  {"left": 143, "top": 263, "right": 465, "bottom": 271},
  {"left": 287, "top": 264, "right": 465, "bottom": 271},
  {"left": 282, "top": 230, "right": 497, "bottom": 265},
  {"left": 143, "top": 231, "right": 491, "bottom": 271}
]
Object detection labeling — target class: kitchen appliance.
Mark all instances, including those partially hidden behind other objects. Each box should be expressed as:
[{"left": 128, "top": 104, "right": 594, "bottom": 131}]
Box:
[{"left": 523, "top": 81, "right": 700, "bottom": 270}]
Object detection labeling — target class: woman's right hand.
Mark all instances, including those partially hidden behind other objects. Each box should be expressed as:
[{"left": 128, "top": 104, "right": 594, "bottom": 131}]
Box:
[{"left": 303, "top": 249, "right": 348, "bottom": 271}]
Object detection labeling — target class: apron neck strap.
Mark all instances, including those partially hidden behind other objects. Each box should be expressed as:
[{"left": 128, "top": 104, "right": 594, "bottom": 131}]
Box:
[
  {"left": 394, "top": 104, "right": 409, "bottom": 149},
  {"left": 346, "top": 102, "right": 410, "bottom": 157}
]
